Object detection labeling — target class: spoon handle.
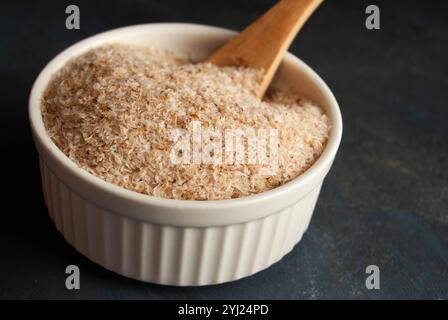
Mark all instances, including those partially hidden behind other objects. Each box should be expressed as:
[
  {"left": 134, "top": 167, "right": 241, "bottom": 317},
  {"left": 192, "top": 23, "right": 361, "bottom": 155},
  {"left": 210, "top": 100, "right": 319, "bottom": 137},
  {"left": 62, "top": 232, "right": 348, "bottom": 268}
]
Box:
[{"left": 207, "top": 0, "right": 323, "bottom": 98}]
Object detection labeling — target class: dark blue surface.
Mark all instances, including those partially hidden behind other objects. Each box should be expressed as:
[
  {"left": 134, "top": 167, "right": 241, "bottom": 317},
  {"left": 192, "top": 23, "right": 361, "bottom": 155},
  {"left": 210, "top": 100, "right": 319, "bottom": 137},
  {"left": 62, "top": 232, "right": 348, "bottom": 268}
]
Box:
[{"left": 0, "top": 0, "right": 447, "bottom": 299}]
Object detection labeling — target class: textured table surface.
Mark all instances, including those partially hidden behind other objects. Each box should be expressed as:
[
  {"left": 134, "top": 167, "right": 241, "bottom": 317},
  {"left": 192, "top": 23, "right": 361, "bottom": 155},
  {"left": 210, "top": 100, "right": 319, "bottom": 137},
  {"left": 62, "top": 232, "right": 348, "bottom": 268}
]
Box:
[{"left": 0, "top": 0, "right": 447, "bottom": 299}]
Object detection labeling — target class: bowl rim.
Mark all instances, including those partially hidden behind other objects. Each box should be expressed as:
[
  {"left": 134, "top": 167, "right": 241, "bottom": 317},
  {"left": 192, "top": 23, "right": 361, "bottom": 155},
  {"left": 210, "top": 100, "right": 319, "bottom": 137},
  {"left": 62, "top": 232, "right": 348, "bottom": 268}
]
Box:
[{"left": 29, "top": 23, "right": 342, "bottom": 224}]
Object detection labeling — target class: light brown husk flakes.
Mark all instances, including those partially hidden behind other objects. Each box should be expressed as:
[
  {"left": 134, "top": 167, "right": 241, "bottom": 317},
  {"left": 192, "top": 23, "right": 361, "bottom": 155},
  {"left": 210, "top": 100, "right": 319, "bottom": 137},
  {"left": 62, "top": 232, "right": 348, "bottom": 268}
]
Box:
[{"left": 42, "top": 44, "right": 330, "bottom": 200}]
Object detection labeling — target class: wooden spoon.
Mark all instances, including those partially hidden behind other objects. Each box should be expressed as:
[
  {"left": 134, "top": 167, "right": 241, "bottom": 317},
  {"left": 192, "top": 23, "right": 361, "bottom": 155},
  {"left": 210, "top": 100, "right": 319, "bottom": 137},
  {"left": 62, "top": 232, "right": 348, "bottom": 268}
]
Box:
[{"left": 206, "top": 0, "right": 323, "bottom": 98}]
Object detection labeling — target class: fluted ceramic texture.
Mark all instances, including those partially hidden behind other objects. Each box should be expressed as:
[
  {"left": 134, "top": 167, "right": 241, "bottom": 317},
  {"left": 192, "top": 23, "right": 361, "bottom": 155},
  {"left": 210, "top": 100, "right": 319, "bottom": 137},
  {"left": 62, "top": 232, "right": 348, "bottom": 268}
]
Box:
[{"left": 40, "top": 157, "right": 321, "bottom": 286}]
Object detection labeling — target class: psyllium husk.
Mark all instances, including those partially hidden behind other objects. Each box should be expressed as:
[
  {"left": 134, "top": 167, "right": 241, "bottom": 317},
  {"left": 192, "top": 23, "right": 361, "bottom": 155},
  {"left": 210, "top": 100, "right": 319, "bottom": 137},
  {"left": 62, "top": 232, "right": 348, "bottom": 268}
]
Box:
[{"left": 42, "top": 44, "right": 330, "bottom": 200}]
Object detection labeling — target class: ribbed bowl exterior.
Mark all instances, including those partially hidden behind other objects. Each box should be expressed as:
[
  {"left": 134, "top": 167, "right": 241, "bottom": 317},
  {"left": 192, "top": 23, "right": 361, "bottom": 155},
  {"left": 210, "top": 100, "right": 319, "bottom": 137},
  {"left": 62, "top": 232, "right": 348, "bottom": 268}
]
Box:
[{"left": 40, "top": 157, "right": 321, "bottom": 286}]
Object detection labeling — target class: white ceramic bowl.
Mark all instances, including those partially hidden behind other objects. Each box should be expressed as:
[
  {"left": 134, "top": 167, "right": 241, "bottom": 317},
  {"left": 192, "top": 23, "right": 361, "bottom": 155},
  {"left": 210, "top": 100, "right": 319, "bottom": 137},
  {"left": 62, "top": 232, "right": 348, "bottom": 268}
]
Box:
[{"left": 29, "top": 23, "right": 342, "bottom": 286}]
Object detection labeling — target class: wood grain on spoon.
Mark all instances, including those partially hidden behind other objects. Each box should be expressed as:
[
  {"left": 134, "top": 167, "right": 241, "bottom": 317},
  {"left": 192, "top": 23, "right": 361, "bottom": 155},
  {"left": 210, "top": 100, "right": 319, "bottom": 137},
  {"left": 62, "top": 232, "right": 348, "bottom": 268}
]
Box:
[{"left": 207, "top": 0, "right": 323, "bottom": 98}]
